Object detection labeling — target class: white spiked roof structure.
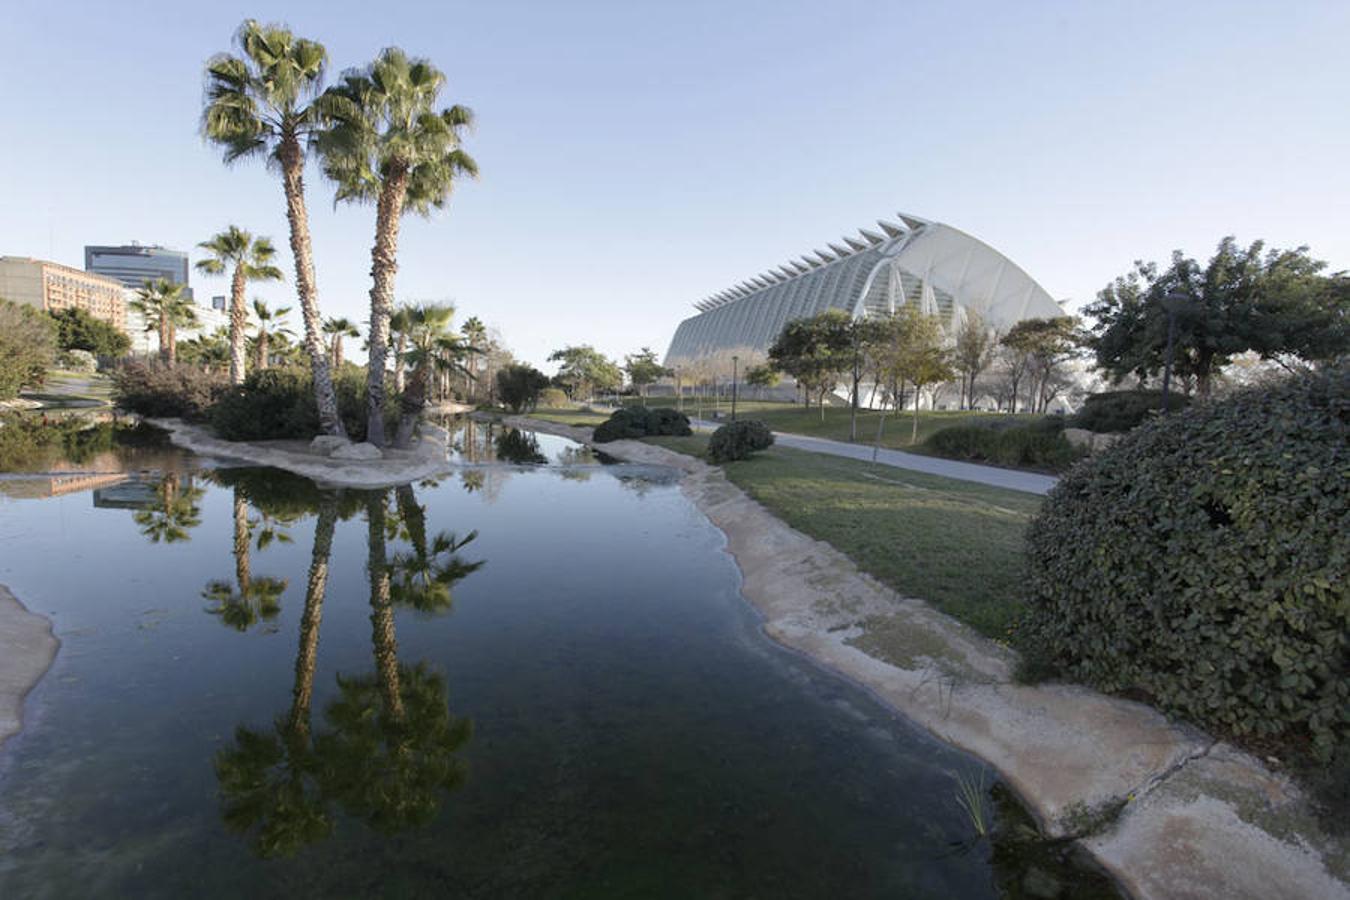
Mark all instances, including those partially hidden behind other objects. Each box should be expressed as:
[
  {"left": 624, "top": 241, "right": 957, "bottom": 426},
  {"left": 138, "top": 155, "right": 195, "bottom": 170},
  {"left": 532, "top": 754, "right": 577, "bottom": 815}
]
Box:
[{"left": 667, "top": 212, "right": 1063, "bottom": 364}]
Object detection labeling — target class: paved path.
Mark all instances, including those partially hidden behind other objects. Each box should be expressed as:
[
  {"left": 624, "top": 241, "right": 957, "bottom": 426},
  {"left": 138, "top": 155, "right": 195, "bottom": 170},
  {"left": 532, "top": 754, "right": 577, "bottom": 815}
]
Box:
[{"left": 691, "top": 419, "right": 1058, "bottom": 495}]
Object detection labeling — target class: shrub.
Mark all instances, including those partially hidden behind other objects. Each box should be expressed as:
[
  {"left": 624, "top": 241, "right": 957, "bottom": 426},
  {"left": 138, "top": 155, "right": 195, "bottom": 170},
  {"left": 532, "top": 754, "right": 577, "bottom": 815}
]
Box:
[
  {"left": 592, "top": 406, "right": 693, "bottom": 443},
  {"left": 925, "top": 421, "right": 1082, "bottom": 472},
  {"left": 1071, "top": 389, "right": 1189, "bottom": 433},
  {"left": 48, "top": 307, "right": 130, "bottom": 359},
  {"left": 209, "top": 367, "right": 382, "bottom": 442},
  {"left": 537, "top": 387, "right": 568, "bottom": 408},
  {"left": 111, "top": 362, "right": 227, "bottom": 418},
  {"left": 707, "top": 419, "right": 774, "bottom": 463},
  {"left": 1018, "top": 368, "right": 1348, "bottom": 762},
  {"left": 0, "top": 299, "right": 57, "bottom": 399},
  {"left": 497, "top": 364, "right": 550, "bottom": 413}
]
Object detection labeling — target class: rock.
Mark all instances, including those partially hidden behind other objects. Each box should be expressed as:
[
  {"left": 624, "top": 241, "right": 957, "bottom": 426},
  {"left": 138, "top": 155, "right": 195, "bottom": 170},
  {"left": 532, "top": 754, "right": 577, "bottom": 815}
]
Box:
[
  {"left": 1064, "top": 428, "right": 1124, "bottom": 453},
  {"left": 331, "top": 442, "right": 382, "bottom": 461},
  {"left": 310, "top": 435, "right": 350, "bottom": 454}
]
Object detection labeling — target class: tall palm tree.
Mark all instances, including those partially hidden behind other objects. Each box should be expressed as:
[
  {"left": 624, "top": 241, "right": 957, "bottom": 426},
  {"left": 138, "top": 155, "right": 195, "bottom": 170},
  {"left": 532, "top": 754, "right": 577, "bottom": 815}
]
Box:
[
  {"left": 322, "top": 316, "right": 360, "bottom": 369},
  {"left": 130, "top": 278, "right": 198, "bottom": 365},
  {"left": 389, "top": 305, "right": 414, "bottom": 393},
  {"left": 251, "top": 299, "right": 294, "bottom": 370},
  {"left": 459, "top": 315, "right": 486, "bottom": 402},
  {"left": 315, "top": 47, "right": 477, "bottom": 447},
  {"left": 203, "top": 19, "right": 345, "bottom": 436},
  {"left": 392, "top": 303, "right": 471, "bottom": 447},
  {"left": 196, "top": 226, "right": 284, "bottom": 384}
]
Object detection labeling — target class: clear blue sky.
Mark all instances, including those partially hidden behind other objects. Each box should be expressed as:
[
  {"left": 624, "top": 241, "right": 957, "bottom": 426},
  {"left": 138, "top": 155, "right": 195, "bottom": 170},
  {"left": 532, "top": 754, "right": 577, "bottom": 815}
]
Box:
[{"left": 3, "top": 0, "right": 1347, "bottom": 370}]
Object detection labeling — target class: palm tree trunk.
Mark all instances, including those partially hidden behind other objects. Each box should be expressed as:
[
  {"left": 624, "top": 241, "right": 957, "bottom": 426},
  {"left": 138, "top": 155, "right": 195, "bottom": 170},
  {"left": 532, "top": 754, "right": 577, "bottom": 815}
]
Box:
[
  {"left": 158, "top": 314, "right": 171, "bottom": 366},
  {"left": 167, "top": 320, "right": 178, "bottom": 366},
  {"left": 364, "top": 168, "right": 409, "bottom": 448},
  {"left": 393, "top": 364, "right": 427, "bottom": 449},
  {"left": 288, "top": 495, "right": 336, "bottom": 739},
  {"left": 258, "top": 332, "right": 270, "bottom": 371},
  {"left": 279, "top": 136, "right": 346, "bottom": 438},
  {"left": 233, "top": 490, "right": 251, "bottom": 596},
  {"left": 229, "top": 265, "right": 247, "bottom": 385},
  {"left": 393, "top": 333, "right": 407, "bottom": 394},
  {"left": 334, "top": 337, "right": 343, "bottom": 369},
  {"left": 366, "top": 491, "right": 404, "bottom": 722}
]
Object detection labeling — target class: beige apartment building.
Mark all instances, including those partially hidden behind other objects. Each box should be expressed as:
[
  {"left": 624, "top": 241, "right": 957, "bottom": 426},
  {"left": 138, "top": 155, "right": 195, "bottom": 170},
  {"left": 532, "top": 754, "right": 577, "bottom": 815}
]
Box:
[{"left": 0, "top": 256, "right": 127, "bottom": 331}]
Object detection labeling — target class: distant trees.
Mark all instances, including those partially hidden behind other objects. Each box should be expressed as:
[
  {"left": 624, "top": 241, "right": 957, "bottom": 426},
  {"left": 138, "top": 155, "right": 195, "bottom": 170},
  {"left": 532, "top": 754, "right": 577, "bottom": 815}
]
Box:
[
  {"left": 48, "top": 307, "right": 130, "bottom": 359},
  {"left": 0, "top": 299, "right": 57, "bottom": 399},
  {"left": 548, "top": 345, "right": 622, "bottom": 401},
  {"left": 767, "top": 310, "right": 853, "bottom": 418},
  {"left": 951, "top": 311, "right": 995, "bottom": 410},
  {"left": 623, "top": 347, "right": 669, "bottom": 404},
  {"left": 1086, "top": 237, "right": 1348, "bottom": 398},
  {"left": 252, "top": 300, "right": 294, "bottom": 370},
  {"left": 1001, "top": 316, "right": 1082, "bottom": 414},
  {"left": 322, "top": 317, "right": 359, "bottom": 369},
  {"left": 870, "top": 304, "right": 954, "bottom": 443},
  {"left": 196, "top": 226, "right": 285, "bottom": 384},
  {"left": 744, "top": 363, "right": 780, "bottom": 399},
  {"left": 131, "top": 278, "right": 198, "bottom": 366},
  {"left": 496, "top": 364, "right": 550, "bottom": 413}
]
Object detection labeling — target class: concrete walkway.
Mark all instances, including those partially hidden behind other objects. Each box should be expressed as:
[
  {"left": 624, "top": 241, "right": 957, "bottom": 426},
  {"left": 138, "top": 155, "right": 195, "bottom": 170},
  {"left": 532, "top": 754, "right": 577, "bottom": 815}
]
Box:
[{"left": 690, "top": 419, "right": 1059, "bottom": 495}]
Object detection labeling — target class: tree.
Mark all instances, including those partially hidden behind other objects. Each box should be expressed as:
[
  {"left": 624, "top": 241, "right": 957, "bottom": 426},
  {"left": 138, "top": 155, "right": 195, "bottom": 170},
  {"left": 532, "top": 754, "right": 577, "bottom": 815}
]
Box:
[
  {"left": 203, "top": 19, "right": 346, "bottom": 436},
  {"left": 130, "top": 278, "right": 197, "bottom": 365},
  {"left": 767, "top": 310, "right": 853, "bottom": 420},
  {"left": 871, "top": 305, "right": 954, "bottom": 445},
  {"left": 180, "top": 328, "right": 231, "bottom": 372},
  {"left": 0, "top": 300, "right": 57, "bottom": 399},
  {"left": 250, "top": 299, "right": 294, "bottom": 370},
  {"left": 1002, "top": 316, "right": 1081, "bottom": 413},
  {"left": 133, "top": 474, "right": 204, "bottom": 544},
  {"left": 322, "top": 316, "right": 360, "bottom": 369},
  {"left": 744, "top": 363, "right": 780, "bottom": 400},
  {"left": 196, "top": 226, "right": 285, "bottom": 384},
  {"left": 548, "top": 345, "right": 622, "bottom": 402},
  {"left": 496, "top": 363, "right": 550, "bottom": 413},
  {"left": 392, "top": 303, "right": 470, "bottom": 447},
  {"left": 203, "top": 486, "right": 289, "bottom": 631},
  {"left": 315, "top": 47, "right": 477, "bottom": 448},
  {"left": 623, "top": 347, "right": 669, "bottom": 404},
  {"left": 459, "top": 316, "right": 486, "bottom": 402},
  {"left": 389, "top": 306, "right": 414, "bottom": 394},
  {"left": 952, "top": 310, "right": 995, "bottom": 410},
  {"left": 1086, "top": 237, "right": 1348, "bottom": 398},
  {"left": 47, "top": 307, "right": 130, "bottom": 359}
]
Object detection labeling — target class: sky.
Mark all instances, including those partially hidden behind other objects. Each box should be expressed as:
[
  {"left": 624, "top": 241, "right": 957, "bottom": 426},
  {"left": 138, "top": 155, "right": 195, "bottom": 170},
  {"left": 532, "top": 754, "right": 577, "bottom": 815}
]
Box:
[{"left": 3, "top": 0, "right": 1348, "bottom": 371}]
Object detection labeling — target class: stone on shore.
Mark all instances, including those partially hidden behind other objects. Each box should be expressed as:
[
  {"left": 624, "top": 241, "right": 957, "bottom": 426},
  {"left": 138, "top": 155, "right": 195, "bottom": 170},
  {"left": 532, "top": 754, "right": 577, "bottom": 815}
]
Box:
[
  {"left": 331, "top": 441, "right": 383, "bottom": 460},
  {"left": 309, "top": 435, "right": 350, "bottom": 454}
]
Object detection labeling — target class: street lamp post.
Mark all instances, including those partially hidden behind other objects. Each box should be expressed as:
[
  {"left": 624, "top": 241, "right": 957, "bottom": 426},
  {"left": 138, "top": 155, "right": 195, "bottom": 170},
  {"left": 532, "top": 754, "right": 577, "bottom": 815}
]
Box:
[
  {"left": 1161, "top": 290, "right": 1188, "bottom": 415},
  {"left": 731, "top": 355, "right": 739, "bottom": 422}
]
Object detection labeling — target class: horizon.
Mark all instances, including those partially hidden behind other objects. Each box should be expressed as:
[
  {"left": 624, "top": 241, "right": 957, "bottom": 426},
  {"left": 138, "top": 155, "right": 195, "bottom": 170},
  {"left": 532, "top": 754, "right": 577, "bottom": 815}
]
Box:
[{"left": 4, "top": 0, "right": 1348, "bottom": 372}]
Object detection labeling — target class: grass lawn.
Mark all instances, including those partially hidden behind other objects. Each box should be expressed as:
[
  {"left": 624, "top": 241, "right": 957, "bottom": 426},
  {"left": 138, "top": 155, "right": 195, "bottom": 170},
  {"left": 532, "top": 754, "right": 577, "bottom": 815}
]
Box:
[{"left": 642, "top": 433, "right": 1039, "bottom": 638}]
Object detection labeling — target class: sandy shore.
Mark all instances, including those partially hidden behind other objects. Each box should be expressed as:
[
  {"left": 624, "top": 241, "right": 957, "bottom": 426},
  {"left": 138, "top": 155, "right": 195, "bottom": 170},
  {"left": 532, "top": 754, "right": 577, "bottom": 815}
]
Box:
[
  {"left": 0, "top": 584, "right": 59, "bottom": 754},
  {"left": 502, "top": 414, "right": 1347, "bottom": 900}
]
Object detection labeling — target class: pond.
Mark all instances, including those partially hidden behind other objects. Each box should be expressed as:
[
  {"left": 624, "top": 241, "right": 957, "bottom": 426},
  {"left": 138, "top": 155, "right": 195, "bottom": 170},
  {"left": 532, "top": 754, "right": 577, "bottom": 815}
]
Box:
[{"left": 0, "top": 418, "right": 1119, "bottom": 898}]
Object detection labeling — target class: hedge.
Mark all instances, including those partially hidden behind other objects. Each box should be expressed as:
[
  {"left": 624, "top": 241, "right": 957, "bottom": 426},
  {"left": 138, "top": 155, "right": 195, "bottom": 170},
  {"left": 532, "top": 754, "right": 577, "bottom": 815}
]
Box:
[
  {"left": 592, "top": 406, "right": 692, "bottom": 443},
  {"left": 707, "top": 419, "right": 774, "bottom": 463}
]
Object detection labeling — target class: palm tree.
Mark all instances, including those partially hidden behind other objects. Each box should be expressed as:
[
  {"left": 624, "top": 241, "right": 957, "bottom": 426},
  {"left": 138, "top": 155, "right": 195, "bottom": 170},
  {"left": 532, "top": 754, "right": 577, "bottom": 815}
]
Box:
[
  {"left": 196, "top": 226, "right": 284, "bottom": 384},
  {"left": 133, "top": 474, "right": 203, "bottom": 543},
  {"left": 130, "top": 278, "right": 197, "bottom": 365},
  {"left": 203, "top": 20, "right": 345, "bottom": 436},
  {"left": 389, "top": 305, "right": 414, "bottom": 393},
  {"left": 315, "top": 48, "right": 477, "bottom": 447},
  {"left": 252, "top": 299, "right": 294, "bottom": 370},
  {"left": 459, "top": 316, "right": 486, "bottom": 402},
  {"left": 322, "top": 317, "right": 360, "bottom": 369},
  {"left": 391, "top": 303, "right": 471, "bottom": 447}
]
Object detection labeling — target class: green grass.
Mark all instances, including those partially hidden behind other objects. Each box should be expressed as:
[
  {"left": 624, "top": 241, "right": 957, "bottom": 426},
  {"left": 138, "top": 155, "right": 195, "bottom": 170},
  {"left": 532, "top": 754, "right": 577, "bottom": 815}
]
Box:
[{"left": 639, "top": 433, "right": 1039, "bottom": 638}]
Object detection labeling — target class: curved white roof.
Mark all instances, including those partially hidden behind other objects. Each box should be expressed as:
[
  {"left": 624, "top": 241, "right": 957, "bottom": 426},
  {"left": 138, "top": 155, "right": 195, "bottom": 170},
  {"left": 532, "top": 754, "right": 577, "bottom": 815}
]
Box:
[{"left": 665, "top": 212, "right": 1062, "bottom": 365}]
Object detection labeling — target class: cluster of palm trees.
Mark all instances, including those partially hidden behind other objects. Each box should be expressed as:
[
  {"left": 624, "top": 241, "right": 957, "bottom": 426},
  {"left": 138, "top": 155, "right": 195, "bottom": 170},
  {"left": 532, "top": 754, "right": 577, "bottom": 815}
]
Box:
[{"left": 201, "top": 20, "right": 477, "bottom": 448}]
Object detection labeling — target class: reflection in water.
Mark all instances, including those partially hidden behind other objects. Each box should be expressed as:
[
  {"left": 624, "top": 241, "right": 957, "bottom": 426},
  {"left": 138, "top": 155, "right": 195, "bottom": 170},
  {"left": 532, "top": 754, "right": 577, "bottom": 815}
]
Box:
[
  {"left": 203, "top": 487, "right": 289, "bottom": 631},
  {"left": 493, "top": 428, "right": 549, "bottom": 466},
  {"left": 214, "top": 481, "right": 481, "bottom": 858},
  {"left": 132, "top": 473, "right": 204, "bottom": 543}
]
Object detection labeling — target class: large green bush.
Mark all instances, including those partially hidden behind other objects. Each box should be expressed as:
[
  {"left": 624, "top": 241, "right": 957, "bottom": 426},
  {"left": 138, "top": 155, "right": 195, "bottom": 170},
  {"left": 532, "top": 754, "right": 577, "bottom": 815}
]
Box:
[
  {"left": 1019, "top": 369, "right": 1348, "bottom": 761},
  {"left": 209, "top": 367, "right": 382, "bottom": 441},
  {"left": 707, "top": 419, "right": 774, "bottom": 463},
  {"left": 925, "top": 420, "right": 1081, "bottom": 472},
  {"left": 0, "top": 299, "right": 57, "bottom": 399},
  {"left": 1071, "top": 389, "right": 1189, "bottom": 433},
  {"left": 592, "top": 406, "right": 692, "bottom": 443},
  {"left": 111, "top": 362, "right": 228, "bottom": 418}
]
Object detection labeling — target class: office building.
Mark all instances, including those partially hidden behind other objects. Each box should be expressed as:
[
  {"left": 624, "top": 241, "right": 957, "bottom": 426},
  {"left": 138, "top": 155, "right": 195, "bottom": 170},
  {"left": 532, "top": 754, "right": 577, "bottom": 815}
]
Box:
[
  {"left": 85, "top": 243, "right": 193, "bottom": 300},
  {"left": 0, "top": 256, "right": 126, "bottom": 330}
]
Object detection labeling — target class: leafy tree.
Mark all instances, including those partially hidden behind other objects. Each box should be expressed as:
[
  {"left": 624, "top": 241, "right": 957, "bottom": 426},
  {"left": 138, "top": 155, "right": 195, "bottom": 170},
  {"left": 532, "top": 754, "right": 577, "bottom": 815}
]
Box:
[
  {"left": 952, "top": 310, "right": 995, "bottom": 410},
  {"left": 496, "top": 363, "right": 549, "bottom": 412},
  {"left": 767, "top": 310, "right": 853, "bottom": 419},
  {"left": 0, "top": 300, "right": 57, "bottom": 398},
  {"left": 871, "top": 305, "right": 954, "bottom": 445},
  {"left": 315, "top": 48, "right": 477, "bottom": 448},
  {"left": 1086, "top": 237, "right": 1348, "bottom": 398},
  {"left": 203, "top": 19, "right": 346, "bottom": 437},
  {"left": 47, "top": 307, "right": 130, "bottom": 359},
  {"left": 130, "top": 278, "right": 197, "bottom": 365},
  {"left": 548, "top": 345, "right": 622, "bottom": 401},
  {"left": 1001, "top": 316, "right": 1082, "bottom": 413},
  {"left": 196, "top": 226, "right": 285, "bottom": 384},
  {"left": 252, "top": 299, "right": 294, "bottom": 370},
  {"left": 623, "top": 347, "right": 669, "bottom": 404},
  {"left": 744, "top": 363, "right": 780, "bottom": 400},
  {"left": 322, "top": 316, "right": 360, "bottom": 369}
]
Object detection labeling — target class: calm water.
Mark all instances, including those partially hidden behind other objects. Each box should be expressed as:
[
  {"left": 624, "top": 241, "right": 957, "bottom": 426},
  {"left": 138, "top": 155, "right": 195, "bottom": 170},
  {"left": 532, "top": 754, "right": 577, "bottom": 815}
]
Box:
[{"left": 0, "top": 420, "right": 1117, "bottom": 898}]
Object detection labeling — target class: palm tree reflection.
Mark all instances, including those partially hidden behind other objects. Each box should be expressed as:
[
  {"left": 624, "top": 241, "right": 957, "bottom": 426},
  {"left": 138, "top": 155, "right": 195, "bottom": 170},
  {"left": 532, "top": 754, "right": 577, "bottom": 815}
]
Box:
[
  {"left": 215, "top": 482, "right": 482, "bottom": 857},
  {"left": 133, "top": 473, "right": 204, "bottom": 543},
  {"left": 203, "top": 486, "right": 289, "bottom": 631}
]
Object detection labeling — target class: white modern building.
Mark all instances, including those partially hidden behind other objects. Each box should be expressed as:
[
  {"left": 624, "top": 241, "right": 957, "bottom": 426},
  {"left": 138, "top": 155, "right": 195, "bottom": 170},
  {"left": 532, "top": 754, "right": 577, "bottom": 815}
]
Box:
[{"left": 664, "top": 213, "right": 1063, "bottom": 367}]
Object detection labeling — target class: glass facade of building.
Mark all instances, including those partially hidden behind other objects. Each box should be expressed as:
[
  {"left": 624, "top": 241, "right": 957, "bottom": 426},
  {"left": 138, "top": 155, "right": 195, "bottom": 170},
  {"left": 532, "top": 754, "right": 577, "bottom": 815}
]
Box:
[
  {"left": 85, "top": 244, "right": 193, "bottom": 300},
  {"left": 664, "top": 213, "right": 1063, "bottom": 366}
]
